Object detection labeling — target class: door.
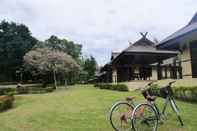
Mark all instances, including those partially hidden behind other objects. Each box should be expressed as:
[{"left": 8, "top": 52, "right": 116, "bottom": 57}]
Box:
[{"left": 190, "top": 40, "right": 197, "bottom": 78}]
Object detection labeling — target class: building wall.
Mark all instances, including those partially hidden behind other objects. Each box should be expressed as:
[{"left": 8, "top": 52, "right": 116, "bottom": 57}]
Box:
[
  {"left": 112, "top": 66, "right": 117, "bottom": 83},
  {"left": 180, "top": 45, "right": 192, "bottom": 77},
  {"left": 178, "top": 34, "right": 197, "bottom": 78},
  {"left": 151, "top": 67, "right": 158, "bottom": 80}
]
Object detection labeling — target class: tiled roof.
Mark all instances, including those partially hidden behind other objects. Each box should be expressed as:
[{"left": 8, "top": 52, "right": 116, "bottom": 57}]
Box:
[{"left": 159, "top": 12, "right": 197, "bottom": 46}]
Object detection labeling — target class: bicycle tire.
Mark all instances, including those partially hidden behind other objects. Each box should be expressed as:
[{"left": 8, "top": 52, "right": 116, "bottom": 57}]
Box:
[
  {"left": 131, "top": 103, "right": 158, "bottom": 131},
  {"left": 109, "top": 101, "right": 134, "bottom": 131}
]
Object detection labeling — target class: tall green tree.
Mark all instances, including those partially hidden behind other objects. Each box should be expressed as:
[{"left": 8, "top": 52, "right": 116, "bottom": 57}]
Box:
[
  {"left": 82, "top": 56, "right": 97, "bottom": 81},
  {"left": 0, "top": 20, "right": 37, "bottom": 81},
  {"left": 35, "top": 35, "right": 82, "bottom": 62}
]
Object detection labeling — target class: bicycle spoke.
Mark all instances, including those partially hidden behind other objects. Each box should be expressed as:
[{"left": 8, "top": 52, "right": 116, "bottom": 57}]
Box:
[
  {"left": 110, "top": 102, "right": 133, "bottom": 131},
  {"left": 132, "top": 104, "right": 158, "bottom": 131}
]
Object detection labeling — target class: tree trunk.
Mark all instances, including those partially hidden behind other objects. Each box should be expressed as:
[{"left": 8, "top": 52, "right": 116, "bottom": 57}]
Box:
[
  {"left": 53, "top": 69, "right": 57, "bottom": 89},
  {"left": 64, "top": 73, "right": 67, "bottom": 87}
]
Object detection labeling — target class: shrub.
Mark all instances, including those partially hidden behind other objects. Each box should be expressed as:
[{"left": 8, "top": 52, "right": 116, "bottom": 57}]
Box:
[
  {"left": 16, "top": 87, "right": 55, "bottom": 94},
  {"left": 0, "top": 87, "right": 55, "bottom": 95},
  {"left": 149, "top": 84, "right": 197, "bottom": 102},
  {"left": 0, "top": 88, "right": 16, "bottom": 95},
  {"left": 94, "top": 83, "right": 129, "bottom": 92},
  {"left": 0, "top": 95, "right": 14, "bottom": 112}
]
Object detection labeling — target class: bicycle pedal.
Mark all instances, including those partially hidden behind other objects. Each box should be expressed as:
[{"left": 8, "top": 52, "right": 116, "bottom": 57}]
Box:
[{"left": 159, "top": 120, "right": 164, "bottom": 125}]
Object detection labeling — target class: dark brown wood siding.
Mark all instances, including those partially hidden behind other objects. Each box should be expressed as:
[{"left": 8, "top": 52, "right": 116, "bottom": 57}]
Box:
[{"left": 190, "top": 40, "right": 197, "bottom": 78}]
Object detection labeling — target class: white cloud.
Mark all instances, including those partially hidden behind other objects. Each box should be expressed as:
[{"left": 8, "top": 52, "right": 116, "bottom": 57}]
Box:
[{"left": 0, "top": 0, "right": 196, "bottom": 65}]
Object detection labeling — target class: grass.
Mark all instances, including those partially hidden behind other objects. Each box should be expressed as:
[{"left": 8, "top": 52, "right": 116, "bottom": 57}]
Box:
[{"left": 0, "top": 85, "right": 197, "bottom": 131}]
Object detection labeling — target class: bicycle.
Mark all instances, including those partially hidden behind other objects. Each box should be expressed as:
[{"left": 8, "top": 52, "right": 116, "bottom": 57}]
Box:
[
  {"left": 131, "top": 81, "right": 184, "bottom": 131},
  {"left": 109, "top": 82, "right": 154, "bottom": 131}
]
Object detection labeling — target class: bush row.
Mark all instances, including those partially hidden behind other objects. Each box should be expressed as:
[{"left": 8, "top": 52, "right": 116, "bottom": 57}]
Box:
[
  {"left": 0, "top": 87, "right": 55, "bottom": 95},
  {"left": 0, "top": 95, "right": 14, "bottom": 112},
  {"left": 94, "top": 83, "right": 129, "bottom": 92},
  {"left": 149, "top": 84, "right": 197, "bottom": 102}
]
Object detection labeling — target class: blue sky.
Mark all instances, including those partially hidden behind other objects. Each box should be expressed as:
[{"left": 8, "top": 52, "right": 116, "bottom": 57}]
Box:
[{"left": 0, "top": 0, "right": 197, "bottom": 66}]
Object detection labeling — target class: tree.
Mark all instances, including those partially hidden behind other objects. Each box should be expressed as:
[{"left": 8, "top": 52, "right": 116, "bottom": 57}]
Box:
[
  {"left": 24, "top": 48, "right": 80, "bottom": 88},
  {"left": 33, "top": 36, "right": 82, "bottom": 84},
  {"left": 35, "top": 35, "right": 82, "bottom": 62},
  {"left": 81, "top": 56, "right": 97, "bottom": 82},
  {"left": 0, "top": 20, "right": 37, "bottom": 81}
]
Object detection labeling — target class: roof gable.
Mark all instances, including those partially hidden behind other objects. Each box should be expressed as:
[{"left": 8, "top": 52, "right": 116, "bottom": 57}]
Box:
[
  {"left": 188, "top": 12, "right": 197, "bottom": 25},
  {"left": 125, "top": 32, "right": 155, "bottom": 52},
  {"left": 158, "top": 11, "right": 197, "bottom": 47}
]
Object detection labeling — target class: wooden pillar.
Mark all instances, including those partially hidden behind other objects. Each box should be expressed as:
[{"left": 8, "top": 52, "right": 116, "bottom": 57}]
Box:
[
  {"left": 178, "top": 61, "right": 183, "bottom": 79},
  {"left": 157, "top": 61, "right": 162, "bottom": 80},
  {"left": 112, "top": 66, "right": 117, "bottom": 83},
  {"left": 164, "top": 66, "right": 168, "bottom": 79}
]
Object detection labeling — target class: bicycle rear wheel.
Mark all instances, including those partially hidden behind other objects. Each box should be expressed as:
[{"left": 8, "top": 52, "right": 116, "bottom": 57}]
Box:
[
  {"left": 109, "top": 102, "right": 134, "bottom": 131},
  {"left": 132, "top": 103, "right": 158, "bottom": 131}
]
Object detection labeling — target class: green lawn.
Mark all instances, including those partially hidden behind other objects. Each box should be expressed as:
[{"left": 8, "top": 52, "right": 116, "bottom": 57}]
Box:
[{"left": 0, "top": 85, "right": 197, "bottom": 131}]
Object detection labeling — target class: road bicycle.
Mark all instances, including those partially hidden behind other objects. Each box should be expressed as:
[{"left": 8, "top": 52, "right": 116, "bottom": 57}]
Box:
[{"left": 131, "top": 81, "right": 184, "bottom": 131}]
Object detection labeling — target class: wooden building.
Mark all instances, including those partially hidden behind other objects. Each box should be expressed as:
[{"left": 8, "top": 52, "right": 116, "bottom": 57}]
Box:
[
  {"left": 158, "top": 12, "right": 197, "bottom": 78},
  {"left": 98, "top": 33, "right": 179, "bottom": 83},
  {"left": 97, "top": 11, "right": 197, "bottom": 83}
]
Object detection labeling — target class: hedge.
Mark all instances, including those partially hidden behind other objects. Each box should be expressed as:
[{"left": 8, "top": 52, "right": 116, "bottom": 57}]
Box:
[
  {"left": 94, "top": 83, "right": 129, "bottom": 92},
  {"left": 0, "top": 95, "right": 14, "bottom": 112},
  {"left": 0, "top": 88, "right": 15, "bottom": 95},
  {"left": 149, "top": 84, "right": 197, "bottom": 102},
  {"left": 0, "top": 87, "right": 55, "bottom": 95}
]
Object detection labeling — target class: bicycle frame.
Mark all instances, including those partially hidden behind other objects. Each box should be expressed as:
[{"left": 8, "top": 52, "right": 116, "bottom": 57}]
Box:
[{"left": 151, "top": 95, "right": 180, "bottom": 120}]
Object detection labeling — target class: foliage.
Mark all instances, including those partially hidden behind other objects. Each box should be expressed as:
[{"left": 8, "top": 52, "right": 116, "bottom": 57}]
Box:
[
  {"left": 33, "top": 36, "right": 83, "bottom": 85},
  {"left": 24, "top": 47, "right": 80, "bottom": 87},
  {"left": 16, "top": 87, "right": 54, "bottom": 94},
  {"left": 35, "top": 35, "right": 82, "bottom": 61},
  {"left": 94, "top": 83, "right": 129, "bottom": 92},
  {"left": 0, "top": 88, "right": 15, "bottom": 95},
  {"left": 149, "top": 84, "right": 197, "bottom": 102},
  {"left": 0, "top": 95, "right": 14, "bottom": 112},
  {"left": 0, "top": 86, "right": 54, "bottom": 95},
  {"left": 81, "top": 56, "right": 97, "bottom": 82},
  {"left": 24, "top": 48, "right": 80, "bottom": 74},
  {"left": 0, "top": 20, "right": 37, "bottom": 81}
]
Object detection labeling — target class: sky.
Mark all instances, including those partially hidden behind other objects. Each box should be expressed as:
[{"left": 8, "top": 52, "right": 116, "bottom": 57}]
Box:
[{"left": 0, "top": 0, "right": 197, "bottom": 66}]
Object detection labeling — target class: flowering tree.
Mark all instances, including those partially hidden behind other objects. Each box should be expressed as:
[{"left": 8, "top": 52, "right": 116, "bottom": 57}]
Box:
[{"left": 24, "top": 48, "right": 80, "bottom": 88}]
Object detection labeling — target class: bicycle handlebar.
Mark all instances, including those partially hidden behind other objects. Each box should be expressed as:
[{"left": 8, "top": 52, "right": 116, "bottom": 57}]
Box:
[
  {"left": 147, "top": 81, "right": 154, "bottom": 86},
  {"left": 168, "top": 81, "right": 176, "bottom": 86}
]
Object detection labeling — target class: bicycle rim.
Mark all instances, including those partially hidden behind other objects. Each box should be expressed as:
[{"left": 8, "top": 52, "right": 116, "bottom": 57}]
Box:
[
  {"left": 110, "top": 102, "right": 134, "bottom": 131},
  {"left": 132, "top": 103, "right": 158, "bottom": 131}
]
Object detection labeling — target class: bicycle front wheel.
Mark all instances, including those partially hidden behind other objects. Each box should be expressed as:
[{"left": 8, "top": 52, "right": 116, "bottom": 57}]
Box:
[
  {"left": 109, "top": 102, "right": 134, "bottom": 131},
  {"left": 132, "top": 103, "right": 158, "bottom": 131}
]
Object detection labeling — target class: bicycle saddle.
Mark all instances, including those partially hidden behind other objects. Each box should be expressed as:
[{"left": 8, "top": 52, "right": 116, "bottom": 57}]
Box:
[{"left": 126, "top": 96, "right": 135, "bottom": 101}]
